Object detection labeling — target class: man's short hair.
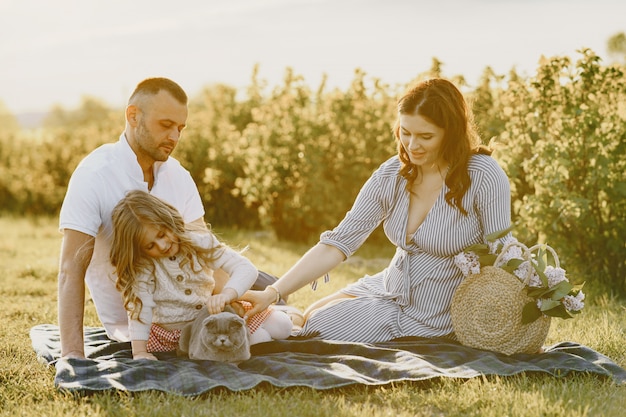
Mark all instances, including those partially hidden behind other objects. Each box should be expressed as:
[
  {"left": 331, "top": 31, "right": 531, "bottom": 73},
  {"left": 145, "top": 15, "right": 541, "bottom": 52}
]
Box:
[{"left": 128, "top": 77, "right": 188, "bottom": 105}]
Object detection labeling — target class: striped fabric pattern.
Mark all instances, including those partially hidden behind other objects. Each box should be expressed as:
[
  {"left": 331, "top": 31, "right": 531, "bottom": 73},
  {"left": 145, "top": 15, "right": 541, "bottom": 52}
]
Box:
[{"left": 298, "top": 154, "right": 511, "bottom": 343}]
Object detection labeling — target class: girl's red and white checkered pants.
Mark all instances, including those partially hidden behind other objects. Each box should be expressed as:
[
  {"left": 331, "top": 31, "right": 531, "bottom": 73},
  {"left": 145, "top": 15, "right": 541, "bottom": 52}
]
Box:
[{"left": 146, "top": 301, "right": 273, "bottom": 352}]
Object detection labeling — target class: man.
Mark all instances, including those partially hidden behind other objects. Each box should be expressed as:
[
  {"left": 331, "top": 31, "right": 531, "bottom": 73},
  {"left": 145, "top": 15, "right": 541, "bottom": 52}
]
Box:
[{"left": 57, "top": 77, "right": 280, "bottom": 359}]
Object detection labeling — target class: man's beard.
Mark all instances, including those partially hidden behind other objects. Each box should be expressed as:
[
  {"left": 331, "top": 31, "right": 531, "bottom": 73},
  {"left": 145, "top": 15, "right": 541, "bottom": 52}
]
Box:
[{"left": 136, "top": 119, "right": 171, "bottom": 162}]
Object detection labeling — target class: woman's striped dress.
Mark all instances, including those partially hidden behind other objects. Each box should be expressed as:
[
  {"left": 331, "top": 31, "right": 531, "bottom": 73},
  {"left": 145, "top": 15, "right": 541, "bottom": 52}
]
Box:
[{"left": 297, "top": 153, "right": 511, "bottom": 343}]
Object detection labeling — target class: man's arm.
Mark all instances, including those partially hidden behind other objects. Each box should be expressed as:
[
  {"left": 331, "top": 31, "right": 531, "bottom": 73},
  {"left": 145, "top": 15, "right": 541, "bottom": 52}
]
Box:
[
  {"left": 186, "top": 217, "right": 208, "bottom": 232},
  {"left": 57, "top": 229, "right": 95, "bottom": 358}
]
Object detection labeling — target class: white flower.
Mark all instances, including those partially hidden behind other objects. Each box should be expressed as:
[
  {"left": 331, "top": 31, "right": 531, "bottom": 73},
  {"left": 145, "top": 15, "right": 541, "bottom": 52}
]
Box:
[
  {"left": 488, "top": 240, "right": 501, "bottom": 254},
  {"left": 544, "top": 265, "right": 568, "bottom": 288},
  {"left": 454, "top": 251, "right": 481, "bottom": 277},
  {"left": 495, "top": 243, "right": 524, "bottom": 267},
  {"left": 501, "top": 235, "right": 519, "bottom": 247},
  {"left": 453, "top": 252, "right": 470, "bottom": 276},
  {"left": 562, "top": 291, "right": 585, "bottom": 312},
  {"left": 513, "top": 260, "right": 542, "bottom": 287},
  {"left": 528, "top": 272, "right": 542, "bottom": 287}
]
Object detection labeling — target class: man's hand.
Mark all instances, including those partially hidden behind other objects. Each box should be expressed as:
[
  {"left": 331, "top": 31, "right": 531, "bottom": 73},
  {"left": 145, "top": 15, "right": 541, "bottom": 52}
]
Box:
[{"left": 228, "top": 301, "right": 246, "bottom": 317}]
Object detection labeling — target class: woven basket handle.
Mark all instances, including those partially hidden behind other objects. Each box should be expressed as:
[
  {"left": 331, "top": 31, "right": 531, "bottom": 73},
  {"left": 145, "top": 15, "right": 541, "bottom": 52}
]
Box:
[
  {"left": 528, "top": 244, "right": 560, "bottom": 268},
  {"left": 494, "top": 240, "right": 531, "bottom": 265},
  {"left": 493, "top": 241, "right": 561, "bottom": 285}
]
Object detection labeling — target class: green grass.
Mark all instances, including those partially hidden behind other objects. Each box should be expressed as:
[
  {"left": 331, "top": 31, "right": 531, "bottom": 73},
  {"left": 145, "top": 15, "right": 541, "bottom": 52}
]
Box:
[{"left": 1, "top": 216, "right": 625, "bottom": 417}]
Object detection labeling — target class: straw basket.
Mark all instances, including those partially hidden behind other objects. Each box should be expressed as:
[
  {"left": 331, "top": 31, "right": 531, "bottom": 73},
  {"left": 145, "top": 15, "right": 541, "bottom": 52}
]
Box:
[{"left": 450, "top": 242, "right": 553, "bottom": 355}]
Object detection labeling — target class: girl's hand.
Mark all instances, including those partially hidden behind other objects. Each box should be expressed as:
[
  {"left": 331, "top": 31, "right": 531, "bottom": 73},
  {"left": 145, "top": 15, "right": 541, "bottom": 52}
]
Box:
[
  {"left": 131, "top": 340, "right": 156, "bottom": 360},
  {"left": 62, "top": 350, "right": 85, "bottom": 359},
  {"left": 133, "top": 351, "right": 158, "bottom": 360},
  {"left": 206, "top": 288, "right": 237, "bottom": 314}
]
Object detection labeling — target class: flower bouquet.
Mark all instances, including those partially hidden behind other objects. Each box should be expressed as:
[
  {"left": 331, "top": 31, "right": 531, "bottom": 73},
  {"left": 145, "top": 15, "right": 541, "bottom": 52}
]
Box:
[{"left": 450, "top": 227, "right": 585, "bottom": 355}]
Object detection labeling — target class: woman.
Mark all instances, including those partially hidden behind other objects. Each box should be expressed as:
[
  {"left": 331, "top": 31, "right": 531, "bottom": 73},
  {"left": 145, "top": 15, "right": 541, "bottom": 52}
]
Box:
[{"left": 242, "top": 78, "right": 511, "bottom": 343}]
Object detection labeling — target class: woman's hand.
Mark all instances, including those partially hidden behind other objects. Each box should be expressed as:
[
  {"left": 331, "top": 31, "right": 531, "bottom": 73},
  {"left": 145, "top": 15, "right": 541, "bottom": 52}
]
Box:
[
  {"left": 228, "top": 301, "right": 246, "bottom": 317},
  {"left": 241, "top": 244, "right": 345, "bottom": 319},
  {"left": 239, "top": 287, "right": 277, "bottom": 319},
  {"left": 206, "top": 288, "right": 238, "bottom": 314}
]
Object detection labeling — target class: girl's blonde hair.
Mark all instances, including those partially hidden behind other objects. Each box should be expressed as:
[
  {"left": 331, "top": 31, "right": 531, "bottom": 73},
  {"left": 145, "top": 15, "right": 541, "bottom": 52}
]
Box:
[{"left": 110, "top": 190, "right": 221, "bottom": 320}]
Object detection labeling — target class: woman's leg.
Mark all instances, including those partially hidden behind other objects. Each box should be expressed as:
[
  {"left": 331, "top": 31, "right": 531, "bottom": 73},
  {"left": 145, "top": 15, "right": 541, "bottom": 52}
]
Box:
[
  {"left": 297, "top": 296, "right": 399, "bottom": 343},
  {"left": 303, "top": 291, "right": 356, "bottom": 321}
]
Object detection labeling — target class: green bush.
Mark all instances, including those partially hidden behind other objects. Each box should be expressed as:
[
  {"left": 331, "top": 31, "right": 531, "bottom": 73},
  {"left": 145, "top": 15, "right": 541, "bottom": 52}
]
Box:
[
  {"left": 0, "top": 99, "right": 116, "bottom": 215},
  {"left": 175, "top": 83, "right": 262, "bottom": 229},
  {"left": 494, "top": 48, "right": 626, "bottom": 295},
  {"left": 237, "top": 68, "right": 397, "bottom": 241},
  {"left": 2, "top": 52, "right": 625, "bottom": 296}
]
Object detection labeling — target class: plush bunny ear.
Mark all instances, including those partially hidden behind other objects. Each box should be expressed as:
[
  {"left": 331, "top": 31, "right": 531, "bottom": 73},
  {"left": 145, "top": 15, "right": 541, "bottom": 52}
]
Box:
[
  {"left": 228, "top": 317, "right": 245, "bottom": 332},
  {"left": 203, "top": 315, "right": 218, "bottom": 330}
]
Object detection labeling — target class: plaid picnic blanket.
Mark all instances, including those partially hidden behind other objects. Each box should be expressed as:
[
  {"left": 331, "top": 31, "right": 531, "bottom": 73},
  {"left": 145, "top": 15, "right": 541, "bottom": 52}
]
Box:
[{"left": 30, "top": 324, "right": 626, "bottom": 396}]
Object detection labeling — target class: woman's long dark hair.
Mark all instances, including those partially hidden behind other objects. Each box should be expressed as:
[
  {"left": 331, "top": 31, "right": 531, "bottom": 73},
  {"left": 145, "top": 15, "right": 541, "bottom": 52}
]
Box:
[{"left": 393, "top": 78, "right": 490, "bottom": 215}]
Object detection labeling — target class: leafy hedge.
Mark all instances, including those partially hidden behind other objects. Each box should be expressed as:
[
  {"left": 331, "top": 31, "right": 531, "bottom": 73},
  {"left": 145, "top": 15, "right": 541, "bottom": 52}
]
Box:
[
  {"left": 493, "top": 49, "right": 626, "bottom": 295},
  {"left": 1, "top": 51, "right": 624, "bottom": 295}
]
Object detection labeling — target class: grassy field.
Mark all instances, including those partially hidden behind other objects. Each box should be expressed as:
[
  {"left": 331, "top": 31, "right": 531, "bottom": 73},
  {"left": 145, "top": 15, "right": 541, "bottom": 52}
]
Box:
[{"left": 0, "top": 216, "right": 624, "bottom": 417}]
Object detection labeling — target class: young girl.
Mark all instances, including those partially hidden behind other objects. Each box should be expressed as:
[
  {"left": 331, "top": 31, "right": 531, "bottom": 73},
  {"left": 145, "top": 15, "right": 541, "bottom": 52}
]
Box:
[{"left": 110, "top": 190, "right": 293, "bottom": 360}]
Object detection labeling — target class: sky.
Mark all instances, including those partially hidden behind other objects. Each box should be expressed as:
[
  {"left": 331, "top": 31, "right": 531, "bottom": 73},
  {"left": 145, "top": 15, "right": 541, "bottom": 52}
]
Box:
[{"left": 1, "top": 0, "right": 625, "bottom": 115}]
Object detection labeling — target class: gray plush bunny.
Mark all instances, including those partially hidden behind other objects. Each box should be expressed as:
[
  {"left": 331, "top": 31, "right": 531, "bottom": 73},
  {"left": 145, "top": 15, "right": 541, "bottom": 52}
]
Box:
[{"left": 177, "top": 305, "right": 251, "bottom": 363}]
